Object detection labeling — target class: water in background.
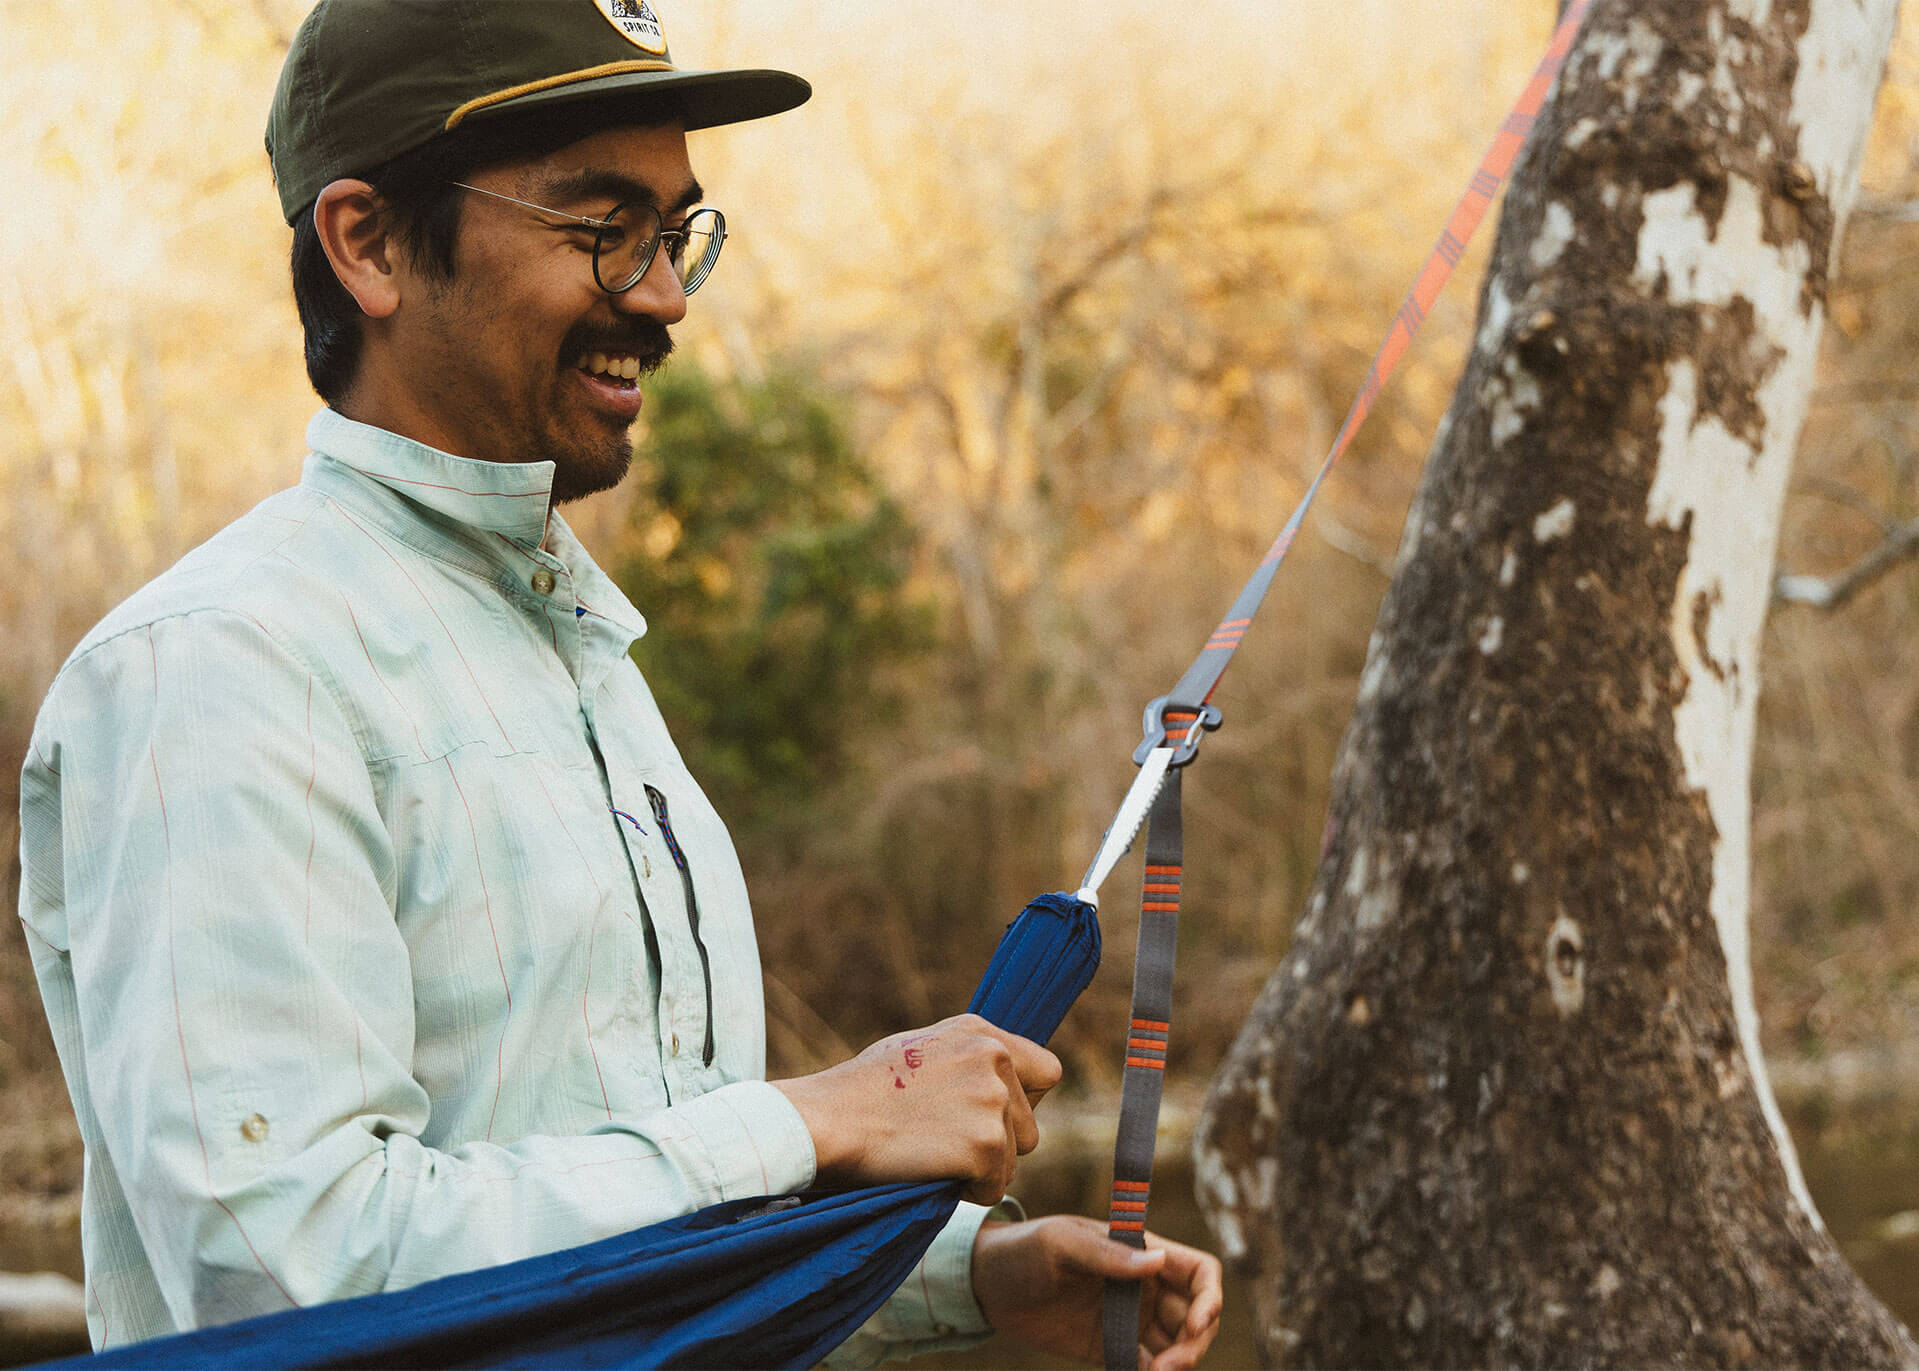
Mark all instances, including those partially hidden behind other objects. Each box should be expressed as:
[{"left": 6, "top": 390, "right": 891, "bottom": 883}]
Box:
[{"left": 2, "top": 1099, "right": 1914, "bottom": 1368}]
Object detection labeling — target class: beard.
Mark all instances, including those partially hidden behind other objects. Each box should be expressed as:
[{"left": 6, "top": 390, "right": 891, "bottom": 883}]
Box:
[
  {"left": 549, "top": 435, "right": 633, "bottom": 505},
  {"left": 546, "top": 318, "right": 675, "bottom": 505}
]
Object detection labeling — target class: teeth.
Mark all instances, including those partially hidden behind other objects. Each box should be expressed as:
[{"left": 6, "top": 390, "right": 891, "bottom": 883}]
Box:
[{"left": 582, "top": 353, "right": 643, "bottom": 380}]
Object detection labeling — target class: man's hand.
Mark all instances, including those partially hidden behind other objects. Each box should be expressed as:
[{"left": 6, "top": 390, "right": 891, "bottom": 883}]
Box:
[
  {"left": 772, "top": 1014, "right": 1062, "bottom": 1204},
  {"left": 972, "top": 1216, "right": 1224, "bottom": 1371}
]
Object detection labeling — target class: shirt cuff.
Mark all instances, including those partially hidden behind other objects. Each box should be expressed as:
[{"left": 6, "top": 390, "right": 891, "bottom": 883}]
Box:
[
  {"left": 907, "top": 1199, "right": 1001, "bottom": 1338},
  {"left": 822, "top": 1198, "right": 1025, "bottom": 1368},
  {"left": 656, "top": 1080, "right": 817, "bottom": 1203}
]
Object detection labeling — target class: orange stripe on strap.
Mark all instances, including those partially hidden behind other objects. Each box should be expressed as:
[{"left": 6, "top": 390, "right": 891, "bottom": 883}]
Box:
[
  {"left": 1126, "top": 1056, "right": 1167, "bottom": 1070},
  {"left": 1174, "top": 0, "right": 1592, "bottom": 691},
  {"left": 1144, "top": 865, "right": 1182, "bottom": 876},
  {"left": 1114, "top": 1181, "right": 1151, "bottom": 1193},
  {"left": 1110, "top": 1220, "right": 1146, "bottom": 1232},
  {"left": 1132, "top": 1019, "right": 1169, "bottom": 1032},
  {"left": 1142, "top": 901, "right": 1179, "bottom": 912}
]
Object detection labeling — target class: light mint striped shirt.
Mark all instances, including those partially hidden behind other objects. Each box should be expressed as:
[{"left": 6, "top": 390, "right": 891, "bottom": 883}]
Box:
[{"left": 18, "top": 408, "right": 992, "bottom": 1360}]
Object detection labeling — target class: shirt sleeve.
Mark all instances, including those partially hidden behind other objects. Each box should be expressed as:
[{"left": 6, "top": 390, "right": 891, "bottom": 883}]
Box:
[
  {"left": 823, "top": 1199, "right": 1023, "bottom": 1368},
  {"left": 26, "top": 609, "right": 816, "bottom": 1332}
]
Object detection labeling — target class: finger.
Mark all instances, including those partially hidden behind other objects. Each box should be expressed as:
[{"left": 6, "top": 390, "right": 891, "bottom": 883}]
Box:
[
  {"left": 1178, "top": 1256, "right": 1224, "bottom": 1335},
  {"left": 1146, "top": 1236, "right": 1224, "bottom": 1302},
  {"left": 961, "top": 1168, "right": 1007, "bottom": 1207},
  {"left": 1140, "top": 1237, "right": 1223, "bottom": 1351},
  {"left": 997, "top": 1055, "right": 1041, "bottom": 1154},
  {"left": 1010, "top": 1036, "right": 1063, "bottom": 1098},
  {"left": 1140, "top": 1311, "right": 1176, "bottom": 1355},
  {"left": 1059, "top": 1225, "right": 1168, "bottom": 1281},
  {"left": 963, "top": 1018, "right": 1063, "bottom": 1097},
  {"left": 1143, "top": 1282, "right": 1189, "bottom": 1336},
  {"left": 1149, "top": 1309, "right": 1221, "bottom": 1371}
]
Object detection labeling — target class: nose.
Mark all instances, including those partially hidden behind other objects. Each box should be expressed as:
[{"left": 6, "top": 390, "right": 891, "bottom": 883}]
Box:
[{"left": 610, "top": 246, "right": 689, "bottom": 325}]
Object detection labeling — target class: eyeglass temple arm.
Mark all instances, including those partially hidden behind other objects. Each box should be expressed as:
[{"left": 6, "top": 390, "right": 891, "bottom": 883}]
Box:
[{"left": 447, "top": 182, "right": 612, "bottom": 231}]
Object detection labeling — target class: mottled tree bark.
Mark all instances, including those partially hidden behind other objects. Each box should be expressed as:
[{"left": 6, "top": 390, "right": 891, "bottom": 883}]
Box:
[{"left": 1194, "top": 1, "right": 1916, "bottom": 1366}]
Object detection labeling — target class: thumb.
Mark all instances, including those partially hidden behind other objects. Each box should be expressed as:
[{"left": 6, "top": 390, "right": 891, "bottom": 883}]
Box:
[{"left": 1075, "top": 1234, "right": 1168, "bottom": 1280}]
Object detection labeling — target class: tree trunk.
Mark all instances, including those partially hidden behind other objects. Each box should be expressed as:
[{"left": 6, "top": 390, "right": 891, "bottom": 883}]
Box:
[{"left": 1193, "top": 1, "right": 1916, "bottom": 1366}]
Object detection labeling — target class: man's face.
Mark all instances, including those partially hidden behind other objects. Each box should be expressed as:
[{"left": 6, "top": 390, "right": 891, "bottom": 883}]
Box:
[{"left": 388, "top": 123, "right": 698, "bottom": 503}]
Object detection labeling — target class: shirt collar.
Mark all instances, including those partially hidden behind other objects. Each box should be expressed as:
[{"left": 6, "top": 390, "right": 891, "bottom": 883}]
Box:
[
  {"left": 303, "top": 408, "right": 649, "bottom": 643},
  {"left": 305, "top": 407, "right": 555, "bottom": 547}
]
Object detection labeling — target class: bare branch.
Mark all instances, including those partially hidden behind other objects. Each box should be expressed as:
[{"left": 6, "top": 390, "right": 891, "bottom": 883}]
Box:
[
  {"left": 1792, "top": 474, "right": 1900, "bottom": 533},
  {"left": 1810, "top": 380, "right": 1919, "bottom": 405},
  {"left": 1855, "top": 193, "right": 1919, "bottom": 222},
  {"left": 1314, "top": 510, "right": 1395, "bottom": 577},
  {"left": 1774, "top": 518, "right": 1919, "bottom": 610}
]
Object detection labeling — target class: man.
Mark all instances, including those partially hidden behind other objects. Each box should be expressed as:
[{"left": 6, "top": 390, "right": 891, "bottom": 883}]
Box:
[{"left": 15, "top": 2, "right": 1222, "bottom": 1367}]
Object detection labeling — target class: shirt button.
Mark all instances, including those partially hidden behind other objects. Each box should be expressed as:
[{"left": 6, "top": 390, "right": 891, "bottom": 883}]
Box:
[
  {"left": 670, "top": 1032, "right": 682, "bottom": 1056},
  {"left": 240, "top": 1113, "right": 269, "bottom": 1143},
  {"left": 531, "top": 567, "right": 557, "bottom": 596}
]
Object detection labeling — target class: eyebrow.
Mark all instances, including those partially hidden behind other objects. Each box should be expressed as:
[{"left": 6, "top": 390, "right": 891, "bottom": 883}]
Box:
[{"left": 526, "top": 168, "right": 705, "bottom": 216}]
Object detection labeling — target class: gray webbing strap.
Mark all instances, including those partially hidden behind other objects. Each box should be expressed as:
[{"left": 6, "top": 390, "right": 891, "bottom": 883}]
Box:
[{"left": 1101, "top": 771, "right": 1182, "bottom": 1371}]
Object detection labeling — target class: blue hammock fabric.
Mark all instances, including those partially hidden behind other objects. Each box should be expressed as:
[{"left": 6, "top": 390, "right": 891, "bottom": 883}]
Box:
[{"left": 44, "top": 892, "right": 1100, "bottom": 1371}]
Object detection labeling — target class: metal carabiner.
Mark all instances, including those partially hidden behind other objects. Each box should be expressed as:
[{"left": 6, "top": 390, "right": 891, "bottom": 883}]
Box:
[{"left": 1132, "top": 696, "right": 1224, "bottom": 768}]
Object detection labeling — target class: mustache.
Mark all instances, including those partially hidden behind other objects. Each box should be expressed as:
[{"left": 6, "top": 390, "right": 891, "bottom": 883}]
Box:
[{"left": 564, "top": 320, "right": 675, "bottom": 373}]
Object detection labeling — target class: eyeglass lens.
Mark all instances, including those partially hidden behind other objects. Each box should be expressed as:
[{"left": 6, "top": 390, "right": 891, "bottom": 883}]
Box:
[{"left": 594, "top": 204, "right": 725, "bottom": 295}]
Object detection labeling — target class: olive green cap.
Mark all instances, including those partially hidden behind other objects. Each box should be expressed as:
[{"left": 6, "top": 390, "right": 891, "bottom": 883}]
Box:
[{"left": 265, "top": 0, "right": 810, "bottom": 225}]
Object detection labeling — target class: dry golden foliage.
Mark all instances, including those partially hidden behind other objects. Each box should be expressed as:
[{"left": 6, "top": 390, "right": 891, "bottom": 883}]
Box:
[{"left": 0, "top": 0, "right": 1913, "bottom": 1134}]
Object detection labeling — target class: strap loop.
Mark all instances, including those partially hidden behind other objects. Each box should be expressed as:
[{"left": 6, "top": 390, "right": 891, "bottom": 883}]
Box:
[
  {"left": 1101, "top": 771, "right": 1184, "bottom": 1370},
  {"left": 1132, "top": 697, "right": 1224, "bottom": 767}
]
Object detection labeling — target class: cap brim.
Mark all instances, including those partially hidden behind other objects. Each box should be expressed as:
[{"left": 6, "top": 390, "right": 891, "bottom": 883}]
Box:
[{"left": 465, "top": 66, "right": 811, "bottom": 133}]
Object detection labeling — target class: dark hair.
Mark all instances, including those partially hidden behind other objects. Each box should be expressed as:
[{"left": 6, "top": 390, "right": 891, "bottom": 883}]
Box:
[{"left": 290, "top": 97, "right": 680, "bottom": 402}]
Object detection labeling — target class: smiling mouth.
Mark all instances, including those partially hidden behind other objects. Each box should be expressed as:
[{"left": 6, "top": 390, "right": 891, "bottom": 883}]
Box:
[{"left": 580, "top": 352, "right": 644, "bottom": 388}]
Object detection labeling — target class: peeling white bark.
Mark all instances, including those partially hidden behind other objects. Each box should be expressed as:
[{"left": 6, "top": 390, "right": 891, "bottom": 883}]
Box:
[
  {"left": 1473, "top": 277, "right": 1514, "bottom": 361},
  {"left": 1529, "top": 202, "right": 1577, "bottom": 270},
  {"left": 1533, "top": 499, "right": 1575, "bottom": 543},
  {"left": 1648, "top": 356, "right": 1821, "bottom": 1226},
  {"left": 1633, "top": 178, "right": 1811, "bottom": 313},
  {"left": 1489, "top": 356, "right": 1542, "bottom": 446},
  {"left": 1630, "top": 0, "right": 1897, "bottom": 1220},
  {"left": 1792, "top": 0, "right": 1901, "bottom": 209},
  {"left": 1590, "top": 19, "right": 1666, "bottom": 108}
]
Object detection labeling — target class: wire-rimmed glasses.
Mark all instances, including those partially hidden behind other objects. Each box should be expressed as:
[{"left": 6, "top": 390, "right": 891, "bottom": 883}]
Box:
[{"left": 449, "top": 182, "right": 727, "bottom": 295}]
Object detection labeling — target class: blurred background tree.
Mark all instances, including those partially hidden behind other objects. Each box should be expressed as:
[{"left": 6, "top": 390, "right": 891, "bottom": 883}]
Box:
[{"left": 616, "top": 362, "right": 928, "bottom": 815}]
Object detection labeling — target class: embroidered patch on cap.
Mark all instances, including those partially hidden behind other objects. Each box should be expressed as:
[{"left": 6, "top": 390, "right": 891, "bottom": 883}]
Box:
[{"left": 593, "top": 0, "right": 669, "bottom": 55}]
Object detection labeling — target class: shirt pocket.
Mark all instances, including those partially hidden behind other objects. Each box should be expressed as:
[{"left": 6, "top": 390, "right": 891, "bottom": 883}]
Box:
[
  {"left": 387, "top": 745, "right": 650, "bottom": 1140},
  {"left": 323, "top": 601, "right": 526, "bottom": 764}
]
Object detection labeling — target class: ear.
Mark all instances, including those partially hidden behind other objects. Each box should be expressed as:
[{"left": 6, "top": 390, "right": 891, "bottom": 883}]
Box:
[{"left": 313, "top": 179, "right": 404, "bottom": 320}]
